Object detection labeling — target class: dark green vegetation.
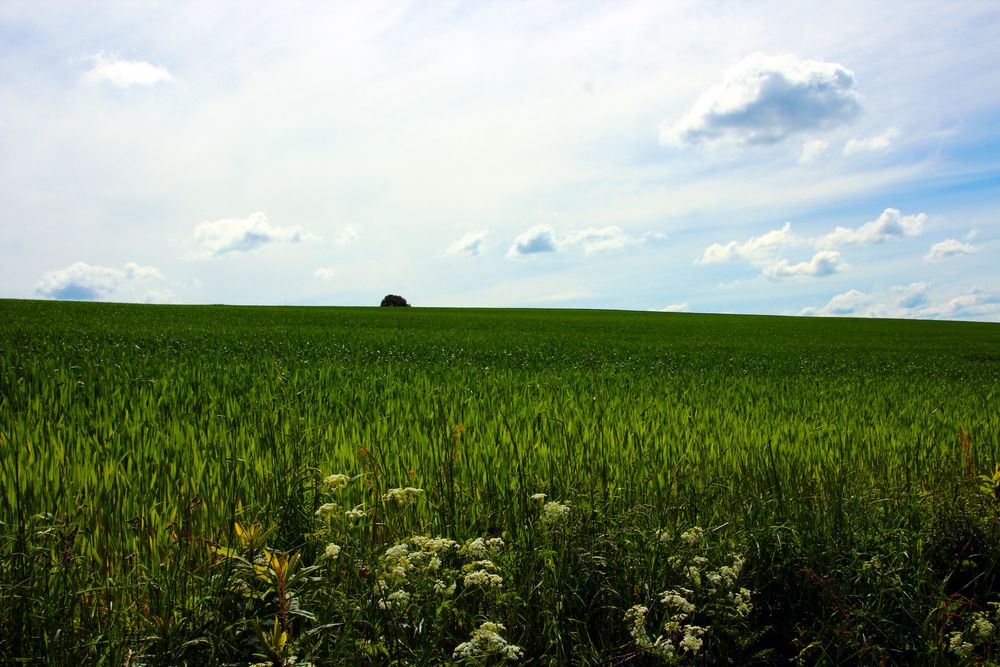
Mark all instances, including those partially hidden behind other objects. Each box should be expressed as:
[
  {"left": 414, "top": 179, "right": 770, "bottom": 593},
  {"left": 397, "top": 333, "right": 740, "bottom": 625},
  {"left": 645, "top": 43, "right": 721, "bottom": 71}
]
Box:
[{"left": 2, "top": 299, "right": 1000, "bottom": 665}]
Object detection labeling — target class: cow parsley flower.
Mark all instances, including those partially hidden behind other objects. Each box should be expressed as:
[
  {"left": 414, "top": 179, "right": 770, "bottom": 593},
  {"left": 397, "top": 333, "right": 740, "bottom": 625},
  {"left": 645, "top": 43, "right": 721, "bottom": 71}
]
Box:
[
  {"left": 541, "top": 500, "right": 571, "bottom": 525},
  {"left": 324, "top": 542, "right": 341, "bottom": 559},
  {"left": 322, "top": 473, "right": 349, "bottom": 491}
]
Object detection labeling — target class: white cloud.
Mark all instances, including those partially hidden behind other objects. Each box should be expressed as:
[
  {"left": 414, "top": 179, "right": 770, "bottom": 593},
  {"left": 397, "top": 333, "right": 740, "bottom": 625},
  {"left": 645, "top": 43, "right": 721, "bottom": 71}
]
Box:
[
  {"left": 924, "top": 238, "right": 979, "bottom": 261},
  {"left": 798, "top": 139, "right": 829, "bottom": 164},
  {"left": 818, "top": 208, "right": 925, "bottom": 248},
  {"left": 661, "top": 52, "right": 861, "bottom": 146},
  {"left": 762, "top": 250, "right": 845, "bottom": 279},
  {"left": 445, "top": 230, "right": 489, "bottom": 257},
  {"left": 35, "top": 261, "right": 173, "bottom": 302},
  {"left": 799, "top": 288, "right": 875, "bottom": 317},
  {"left": 802, "top": 284, "right": 1000, "bottom": 321},
  {"left": 893, "top": 282, "right": 929, "bottom": 309},
  {"left": 507, "top": 225, "right": 559, "bottom": 257},
  {"left": 314, "top": 266, "right": 336, "bottom": 281},
  {"left": 653, "top": 302, "right": 689, "bottom": 312},
  {"left": 333, "top": 225, "right": 360, "bottom": 245},
  {"left": 564, "top": 226, "right": 632, "bottom": 254},
  {"left": 843, "top": 128, "right": 897, "bottom": 156},
  {"left": 192, "top": 212, "right": 316, "bottom": 258},
  {"left": 506, "top": 225, "right": 652, "bottom": 258},
  {"left": 83, "top": 53, "right": 172, "bottom": 87},
  {"left": 698, "top": 222, "right": 796, "bottom": 265}
]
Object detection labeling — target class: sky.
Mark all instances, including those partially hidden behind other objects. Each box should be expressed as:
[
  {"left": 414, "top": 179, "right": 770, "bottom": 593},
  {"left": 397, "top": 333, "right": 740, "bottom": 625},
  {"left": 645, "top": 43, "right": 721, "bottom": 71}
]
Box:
[{"left": 2, "top": 1, "right": 999, "bottom": 320}]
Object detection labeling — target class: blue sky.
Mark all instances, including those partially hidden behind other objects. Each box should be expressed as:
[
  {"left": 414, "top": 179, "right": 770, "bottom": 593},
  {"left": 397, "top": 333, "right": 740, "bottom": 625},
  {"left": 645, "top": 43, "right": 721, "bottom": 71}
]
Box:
[{"left": 2, "top": 0, "right": 999, "bottom": 320}]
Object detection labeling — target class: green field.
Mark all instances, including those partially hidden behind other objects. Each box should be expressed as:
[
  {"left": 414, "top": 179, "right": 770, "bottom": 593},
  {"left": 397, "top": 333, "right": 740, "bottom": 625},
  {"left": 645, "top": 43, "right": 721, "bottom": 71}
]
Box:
[{"left": 2, "top": 299, "right": 1000, "bottom": 665}]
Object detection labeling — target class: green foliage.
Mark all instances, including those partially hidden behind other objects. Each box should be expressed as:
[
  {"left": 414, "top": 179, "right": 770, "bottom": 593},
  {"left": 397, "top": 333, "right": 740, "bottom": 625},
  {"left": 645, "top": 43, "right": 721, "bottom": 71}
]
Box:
[{"left": 1, "top": 299, "right": 999, "bottom": 664}]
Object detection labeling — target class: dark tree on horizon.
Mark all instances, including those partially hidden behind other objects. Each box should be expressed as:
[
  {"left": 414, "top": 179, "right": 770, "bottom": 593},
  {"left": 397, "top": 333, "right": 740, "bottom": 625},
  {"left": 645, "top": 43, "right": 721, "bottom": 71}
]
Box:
[{"left": 380, "top": 294, "right": 411, "bottom": 307}]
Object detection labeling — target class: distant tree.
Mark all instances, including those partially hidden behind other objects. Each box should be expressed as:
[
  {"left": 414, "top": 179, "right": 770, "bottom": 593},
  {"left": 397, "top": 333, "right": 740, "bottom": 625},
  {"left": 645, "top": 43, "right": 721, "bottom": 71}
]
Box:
[{"left": 380, "top": 294, "right": 411, "bottom": 307}]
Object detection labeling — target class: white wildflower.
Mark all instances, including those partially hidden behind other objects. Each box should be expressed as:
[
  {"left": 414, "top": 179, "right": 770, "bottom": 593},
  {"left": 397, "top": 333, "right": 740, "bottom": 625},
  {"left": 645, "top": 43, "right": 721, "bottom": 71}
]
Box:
[
  {"left": 344, "top": 505, "right": 366, "bottom": 520},
  {"left": 680, "top": 629, "right": 704, "bottom": 653},
  {"left": 949, "top": 631, "right": 973, "bottom": 659},
  {"left": 463, "top": 569, "right": 504, "bottom": 589},
  {"left": 315, "top": 502, "right": 337, "bottom": 517},
  {"left": 322, "top": 473, "right": 349, "bottom": 491},
  {"left": 324, "top": 543, "right": 341, "bottom": 559},
  {"left": 382, "top": 487, "right": 424, "bottom": 505},
  {"left": 530, "top": 493, "right": 547, "bottom": 503},
  {"left": 680, "top": 526, "right": 704, "bottom": 545},
  {"left": 453, "top": 621, "right": 523, "bottom": 660},
  {"left": 971, "top": 612, "right": 995, "bottom": 641},
  {"left": 541, "top": 500, "right": 571, "bottom": 525}
]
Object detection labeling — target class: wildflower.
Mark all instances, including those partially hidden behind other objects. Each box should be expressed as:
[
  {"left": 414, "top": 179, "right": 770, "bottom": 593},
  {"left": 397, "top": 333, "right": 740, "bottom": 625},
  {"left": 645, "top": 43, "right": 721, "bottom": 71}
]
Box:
[
  {"left": 434, "top": 579, "right": 457, "bottom": 596},
  {"left": 322, "top": 473, "right": 349, "bottom": 491},
  {"left": 315, "top": 502, "right": 337, "bottom": 517},
  {"left": 463, "top": 568, "right": 504, "bottom": 589},
  {"left": 971, "top": 612, "right": 995, "bottom": 641},
  {"left": 453, "top": 621, "right": 524, "bottom": 660},
  {"left": 680, "top": 526, "right": 704, "bottom": 545},
  {"left": 382, "top": 487, "right": 424, "bottom": 505},
  {"left": 344, "top": 506, "right": 366, "bottom": 520},
  {"left": 680, "top": 628, "right": 704, "bottom": 653},
  {"left": 949, "top": 631, "right": 974, "bottom": 659},
  {"left": 541, "top": 500, "right": 571, "bottom": 525},
  {"left": 324, "top": 543, "right": 341, "bottom": 559},
  {"left": 530, "top": 493, "right": 547, "bottom": 503}
]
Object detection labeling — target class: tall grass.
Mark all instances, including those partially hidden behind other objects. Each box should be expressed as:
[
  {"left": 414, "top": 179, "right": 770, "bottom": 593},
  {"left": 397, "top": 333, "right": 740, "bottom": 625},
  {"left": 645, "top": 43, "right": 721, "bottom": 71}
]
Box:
[{"left": 1, "top": 300, "right": 999, "bottom": 664}]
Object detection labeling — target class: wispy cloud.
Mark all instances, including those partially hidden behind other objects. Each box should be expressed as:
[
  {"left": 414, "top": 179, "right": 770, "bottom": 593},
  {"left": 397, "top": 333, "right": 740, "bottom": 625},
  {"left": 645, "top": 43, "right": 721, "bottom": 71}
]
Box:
[
  {"left": 661, "top": 52, "right": 861, "bottom": 147},
  {"left": 843, "top": 128, "right": 897, "bottom": 156},
  {"left": 314, "top": 266, "right": 336, "bottom": 281},
  {"left": 192, "top": 212, "right": 317, "bottom": 259},
  {"left": 35, "top": 261, "right": 173, "bottom": 302},
  {"left": 798, "top": 139, "right": 829, "bottom": 164},
  {"left": 924, "top": 238, "right": 979, "bottom": 262},
  {"left": 506, "top": 225, "right": 657, "bottom": 259},
  {"left": 83, "top": 53, "right": 172, "bottom": 87},
  {"left": 446, "top": 230, "right": 489, "bottom": 257}
]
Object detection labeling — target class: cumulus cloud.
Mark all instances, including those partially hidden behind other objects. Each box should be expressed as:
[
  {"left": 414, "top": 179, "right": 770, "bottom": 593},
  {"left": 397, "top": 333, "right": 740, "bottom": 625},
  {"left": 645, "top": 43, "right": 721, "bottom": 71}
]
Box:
[
  {"left": 843, "top": 128, "right": 897, "bottom": 156},
  {"left": 798, "top": 139, "right": 829, "bottom": 164},
  {"left": 192, "top": 212, "right": 316, "bottom": 258},
  {"left": 893, "top": 282, "right": 930, "bottom": 309},
  {"left": 818, "top": 208, "right": 925, "bottom": 248},
  {"left": 698, "top": 222, "right": 796, "bottom": 265},
  {"left": 506, "top": 225, "right": 655, "bottom": 259},
  {"left": 83, "top": 53, "right": 172, "bottom": 87},
  {"left": 762, "top": 250, "right": 845, "bottom": 279},
  {"left": 35, "top": 261, "right": 174, "bottom": 302},
  {"left": 924, "top": 238, "right": 979, "bottom": 261},
  {"left": 446, "top": 230, "right": 489, "bottom": 257},
  {"left": 314, "top": 266, "right": 336, "bottom": 281},
  {"left": 801, "top": 284, "right": 1000, "bottom": 321},
  {"left": 661, "top": 52, "right": 861, "bottom": 146}
]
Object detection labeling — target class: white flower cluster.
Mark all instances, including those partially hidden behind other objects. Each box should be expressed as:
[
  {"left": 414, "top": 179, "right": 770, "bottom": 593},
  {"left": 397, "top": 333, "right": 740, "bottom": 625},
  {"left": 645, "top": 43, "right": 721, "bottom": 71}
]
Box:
[
  {"left": 382, "top": 487, "right": 424, "bottom": 505},
  {"left": 462, "top": 559, "right": 504, "bottom": 589},
  {"left": 541, "top": 500, "right": 571, "bottom": 526},
  {"left": 453, "top": 621, "right": 524, "bottom": 661},
  {"left": 344, "top": 505, "right": 366, "bottom": 520},
  {"left": 324, "top": 542, "right": 341, "bottom": 559},
  {"left": 946, "top": 607, "right": 998, "bottom": 659},
  {"left": 322, "top": 473, "right": 349, "bottom": 491},
  {"left": 530, "top": 493, "right": 547, "bottom": 503},
  {"left": 625, "top": 527, "right": 754, "bottom": 662},
  {"left": 462, "top": 536, "right": 505, "bottom": 559},
  {"left": 315, "top": 502, "right": 337, "bottom": 517}
]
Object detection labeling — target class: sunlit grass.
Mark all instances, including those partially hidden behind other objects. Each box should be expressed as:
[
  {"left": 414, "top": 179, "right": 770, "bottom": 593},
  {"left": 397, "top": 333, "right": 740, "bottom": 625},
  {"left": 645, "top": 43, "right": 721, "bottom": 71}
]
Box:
[{"left": 1, "top": 299, "right": 999, "bottom": 664}]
